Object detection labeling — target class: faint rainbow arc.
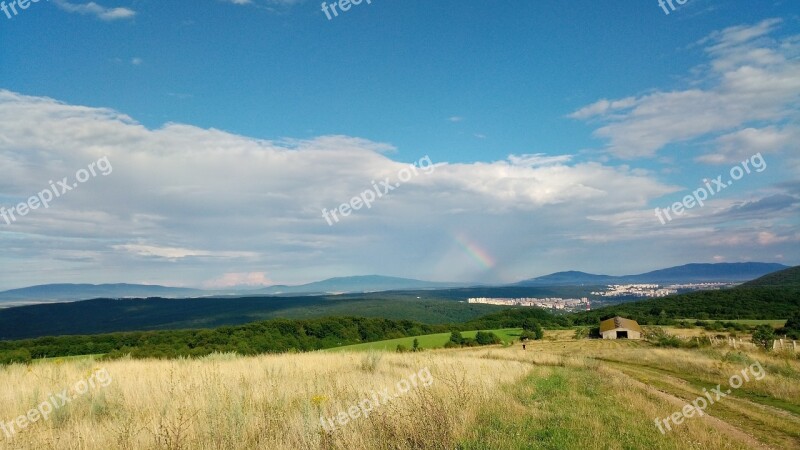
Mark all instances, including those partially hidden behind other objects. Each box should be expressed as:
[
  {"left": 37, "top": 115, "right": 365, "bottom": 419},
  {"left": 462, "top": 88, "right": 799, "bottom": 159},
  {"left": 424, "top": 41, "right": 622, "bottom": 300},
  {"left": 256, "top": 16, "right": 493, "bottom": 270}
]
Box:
[{"left": 451, "top": 233, "right": 496, "bottom": 269}]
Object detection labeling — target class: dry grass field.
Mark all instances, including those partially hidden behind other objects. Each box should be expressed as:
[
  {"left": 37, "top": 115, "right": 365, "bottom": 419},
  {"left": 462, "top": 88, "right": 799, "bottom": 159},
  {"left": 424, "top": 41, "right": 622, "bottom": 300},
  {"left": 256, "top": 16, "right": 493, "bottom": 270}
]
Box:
[{"left": 0, "top": 336, "right": 798, "bottom": 449}]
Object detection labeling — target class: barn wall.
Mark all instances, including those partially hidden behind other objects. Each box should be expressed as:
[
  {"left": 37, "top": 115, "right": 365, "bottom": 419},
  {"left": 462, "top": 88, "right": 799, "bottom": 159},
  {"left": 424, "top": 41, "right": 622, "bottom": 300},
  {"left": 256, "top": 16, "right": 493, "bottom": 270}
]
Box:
[{"left": 601, "top": 328, "right": 641, "bottom": 340}]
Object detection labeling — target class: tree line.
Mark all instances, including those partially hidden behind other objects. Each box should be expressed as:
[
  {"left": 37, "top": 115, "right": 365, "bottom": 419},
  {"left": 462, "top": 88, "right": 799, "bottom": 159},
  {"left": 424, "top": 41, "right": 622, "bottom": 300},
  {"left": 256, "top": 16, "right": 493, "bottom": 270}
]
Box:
[{"left": 1, "top": 283, "right": 797, "bottom": 364}]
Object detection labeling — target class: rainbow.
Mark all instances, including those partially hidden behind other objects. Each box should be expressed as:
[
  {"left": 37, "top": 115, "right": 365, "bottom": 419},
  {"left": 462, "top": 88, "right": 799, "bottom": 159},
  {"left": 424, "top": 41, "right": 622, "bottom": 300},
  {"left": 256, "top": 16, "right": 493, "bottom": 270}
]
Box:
[{"left": 452, "top": 233, "right": 496, "bottom": 269}]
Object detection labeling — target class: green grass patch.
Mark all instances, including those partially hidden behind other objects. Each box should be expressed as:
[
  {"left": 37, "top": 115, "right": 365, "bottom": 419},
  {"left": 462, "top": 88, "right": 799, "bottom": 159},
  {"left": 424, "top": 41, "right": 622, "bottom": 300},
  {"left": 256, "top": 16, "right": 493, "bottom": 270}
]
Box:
[
  {"left": 458, "top": 367, "right": 736, "bottom": 450},
  {"left": 327, "top": 328, "right": 523, "bottom": 352}
]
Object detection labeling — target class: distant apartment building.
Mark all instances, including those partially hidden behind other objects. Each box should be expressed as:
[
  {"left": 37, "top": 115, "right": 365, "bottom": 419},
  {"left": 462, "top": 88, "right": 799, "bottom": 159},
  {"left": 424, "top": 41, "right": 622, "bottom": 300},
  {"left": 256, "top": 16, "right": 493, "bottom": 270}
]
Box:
[
  {"left": 467, "top": 297, "right": 589, "bottom": 312},
  {"left": 591, "top": 284, "right": 677, "bottom": 298}
]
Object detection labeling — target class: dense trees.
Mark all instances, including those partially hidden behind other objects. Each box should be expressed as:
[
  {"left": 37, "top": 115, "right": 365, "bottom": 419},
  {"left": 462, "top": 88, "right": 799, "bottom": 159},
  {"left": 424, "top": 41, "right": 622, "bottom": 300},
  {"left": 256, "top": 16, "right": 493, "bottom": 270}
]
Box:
[
  {"left": 460, "top": 307, "right": 567, "bottom": 330},
  {"left": 571, "top": 286, "right": 800, "bottom": 325},
  {"left": 2, "top": 276, "right": 797, "bottom": 364},
  {"left": 444, "top": 331, "right": 501, "bottom": 348},
  {"left": 0, "top": 316, "right": 449, "bottom": 361},
  {"left": 781, "top": 312, "right": 800, "bottom": 339}
]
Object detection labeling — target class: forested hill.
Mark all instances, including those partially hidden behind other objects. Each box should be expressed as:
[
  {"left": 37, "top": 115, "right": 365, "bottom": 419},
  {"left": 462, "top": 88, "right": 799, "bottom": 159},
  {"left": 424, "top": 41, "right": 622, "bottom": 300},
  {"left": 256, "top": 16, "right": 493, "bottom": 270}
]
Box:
[
  {"left": 571, "top": 265, "right": 800, "bottom": 324},
  {"left": 743, "top": 265, "right": 800, "bottom": 287}
]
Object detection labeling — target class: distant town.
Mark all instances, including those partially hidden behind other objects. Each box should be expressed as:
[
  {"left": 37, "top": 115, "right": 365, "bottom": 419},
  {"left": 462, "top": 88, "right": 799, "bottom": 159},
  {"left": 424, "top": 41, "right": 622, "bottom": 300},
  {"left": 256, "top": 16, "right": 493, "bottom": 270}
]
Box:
[
  {"left": 468, "top": 297, "right": 590, "bottom": 312},
  {"left": 591, "top": 283, "right": 736, "bottom": 298}
]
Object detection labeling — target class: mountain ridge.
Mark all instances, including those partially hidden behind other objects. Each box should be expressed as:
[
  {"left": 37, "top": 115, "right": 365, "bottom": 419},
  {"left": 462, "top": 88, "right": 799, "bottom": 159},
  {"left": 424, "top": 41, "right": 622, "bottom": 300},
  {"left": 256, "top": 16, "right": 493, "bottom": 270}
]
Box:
[
  {"left": 0, "top": 263, "right": 790, "bottom": 306},
  {"left": 514, "top": 262, "right": 789, "bottom": 286}
]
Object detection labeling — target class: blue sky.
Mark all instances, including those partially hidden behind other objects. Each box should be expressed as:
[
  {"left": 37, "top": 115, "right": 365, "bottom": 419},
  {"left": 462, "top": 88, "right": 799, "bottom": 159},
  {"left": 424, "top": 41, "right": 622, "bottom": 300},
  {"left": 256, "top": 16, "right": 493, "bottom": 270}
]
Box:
[{"left": 0, "top": 0, "right": 798, "bottom": 290}]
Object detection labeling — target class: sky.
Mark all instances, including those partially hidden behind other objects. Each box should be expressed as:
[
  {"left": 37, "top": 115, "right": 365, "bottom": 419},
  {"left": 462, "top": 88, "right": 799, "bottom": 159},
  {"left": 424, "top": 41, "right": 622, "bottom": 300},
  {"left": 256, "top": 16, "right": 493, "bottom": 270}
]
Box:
[{"left": 0, "top": 0, "right": 798, "bottom": 290}]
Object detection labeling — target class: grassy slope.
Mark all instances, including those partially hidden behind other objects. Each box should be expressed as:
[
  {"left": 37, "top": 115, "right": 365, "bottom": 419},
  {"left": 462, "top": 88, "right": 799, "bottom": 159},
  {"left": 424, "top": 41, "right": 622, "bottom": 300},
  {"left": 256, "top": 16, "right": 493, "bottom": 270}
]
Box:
[
  {"left": 4, "top": 338, "right": 797, "bottom": 449},
  {"left": 327, "top": 328, "right": 523, "bottom": 352}
]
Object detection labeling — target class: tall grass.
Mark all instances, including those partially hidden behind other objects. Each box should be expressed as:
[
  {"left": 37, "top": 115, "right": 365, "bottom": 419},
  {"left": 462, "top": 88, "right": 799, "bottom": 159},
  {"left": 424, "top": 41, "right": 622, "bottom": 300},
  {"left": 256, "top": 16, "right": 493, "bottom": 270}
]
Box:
[{"left": 1, "top": 340, "right": 797, "bottom": 449}]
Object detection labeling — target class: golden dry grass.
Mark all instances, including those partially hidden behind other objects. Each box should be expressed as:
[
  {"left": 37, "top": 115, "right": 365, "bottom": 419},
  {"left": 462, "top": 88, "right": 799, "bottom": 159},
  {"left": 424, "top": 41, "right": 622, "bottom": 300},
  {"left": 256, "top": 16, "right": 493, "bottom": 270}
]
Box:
[
  {"left": 0, "top": 350, "right": 531, "bottom": 450},
  {"left": 0, "top": 338, "right": 797, "bottom": 449}
]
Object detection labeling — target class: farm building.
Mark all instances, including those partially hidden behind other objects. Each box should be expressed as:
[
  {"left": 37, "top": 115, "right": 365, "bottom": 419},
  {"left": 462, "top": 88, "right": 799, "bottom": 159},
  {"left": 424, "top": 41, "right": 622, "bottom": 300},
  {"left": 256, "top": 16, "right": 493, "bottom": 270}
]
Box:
[{"left": 599, "top": 316, "right": 642, "bottom": 340}]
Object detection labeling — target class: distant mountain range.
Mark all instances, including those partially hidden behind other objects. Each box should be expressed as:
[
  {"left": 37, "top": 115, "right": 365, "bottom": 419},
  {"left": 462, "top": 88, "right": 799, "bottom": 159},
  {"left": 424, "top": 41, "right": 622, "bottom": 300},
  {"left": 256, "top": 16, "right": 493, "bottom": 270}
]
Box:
[
  {"left": 0, "top": 263, "right": 790, "bottom": 306},
  {"left": 0, "top": 276, "right": 466, "bottom": 307},
  {"left": 514, "top": 262, "right": 790, "bottom": 286},
  {"left": 251, "top": 275, "right": 466, "bottom": 295},
  {"left": 0, "top": 284, "right": 211, "bottom": 307}
]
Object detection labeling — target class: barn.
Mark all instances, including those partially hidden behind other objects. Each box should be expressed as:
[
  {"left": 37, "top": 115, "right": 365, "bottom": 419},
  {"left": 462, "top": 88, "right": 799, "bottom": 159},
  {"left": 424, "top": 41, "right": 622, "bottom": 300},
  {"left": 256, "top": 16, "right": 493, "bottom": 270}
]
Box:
[{"left": 599, "top": 316, "right": 643, "bottom": 340}]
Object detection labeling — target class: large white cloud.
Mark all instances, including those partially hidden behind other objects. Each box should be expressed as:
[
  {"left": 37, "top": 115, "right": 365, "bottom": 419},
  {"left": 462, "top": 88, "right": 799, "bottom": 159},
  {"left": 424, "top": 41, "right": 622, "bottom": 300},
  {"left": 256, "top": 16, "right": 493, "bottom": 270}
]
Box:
[
  {"left": 571, "top": 19, "right": 800, "bottom": 161},
  {"left": 0, "top": 90, "right": 682, "bottom": 288}
]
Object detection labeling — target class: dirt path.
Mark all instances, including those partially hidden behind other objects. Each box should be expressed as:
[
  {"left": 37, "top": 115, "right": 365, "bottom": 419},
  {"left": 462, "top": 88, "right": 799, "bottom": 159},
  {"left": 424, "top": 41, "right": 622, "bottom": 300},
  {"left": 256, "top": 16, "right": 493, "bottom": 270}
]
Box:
[{"left": 605, "top": 366, "right": 775, "bottom": 450}]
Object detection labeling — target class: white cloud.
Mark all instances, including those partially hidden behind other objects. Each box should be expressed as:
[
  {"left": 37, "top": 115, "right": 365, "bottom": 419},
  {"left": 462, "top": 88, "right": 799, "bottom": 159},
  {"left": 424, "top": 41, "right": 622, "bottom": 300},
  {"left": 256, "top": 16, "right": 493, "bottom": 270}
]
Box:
[
  {"left": 0, "top": 90, "right": 682, "bottom": 287},
  {"left": 203, "top": 272, "right": 274, "bottom": 289},
  {"left": 568, "top": 97, "right": 636, "bottom": 120},
  {"left": 111, "top": 244, "right": 257, "bottom": 260},
  {"left": 571, "top": 19, "right": 800, "bottom": 159},
  {"left": 54, "top": 1, "right": 136, "bottom": 21},
  {"left": 508, "top": 153, "right": 573, "bottom": 167},
  {"left": 696, "top": 126, "right": 798, "bottom": 164}
]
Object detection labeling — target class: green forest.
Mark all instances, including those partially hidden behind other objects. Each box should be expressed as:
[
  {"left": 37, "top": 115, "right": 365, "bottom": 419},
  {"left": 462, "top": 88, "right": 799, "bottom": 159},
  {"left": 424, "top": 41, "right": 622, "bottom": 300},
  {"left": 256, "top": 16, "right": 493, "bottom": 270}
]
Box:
[{"left": 1, "top": 267, "right": 798, "bottom": 364}]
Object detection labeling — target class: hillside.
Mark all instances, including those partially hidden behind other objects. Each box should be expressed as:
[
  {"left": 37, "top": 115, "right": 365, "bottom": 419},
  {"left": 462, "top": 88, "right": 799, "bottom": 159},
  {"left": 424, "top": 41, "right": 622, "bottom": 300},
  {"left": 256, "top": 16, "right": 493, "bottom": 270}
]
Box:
[
  {"left": 0, "top": 276, "right": 467, "bottom": 307},
  {"left": 572, "top": 267, "right": 800, "bottom": 324},
  {"left": 0, "top": 316, "right": 452, "bottom": 362},
  {"left": 631, "top": 262, "right": 789, "bottom": 283},
  {"left": 515, "top": 262, "right": 788, "bottom": 286},
  {"left": 0, "top": 286, "right": 600, "bottom": 340},
  {"left": 0, "top": 292, "right": 508, "bottom": 340},
  {"left": 743, "top": 265, "right": 800, "bottom": 287},
  {"left": 4, "top": 335, "right": 798, "bottom": 449},
  {"left": 0, "top": 283, "right": 209, "bottom": 306},
  {"left": 254, "top": 275, "right": 467, "bottom": 294}
]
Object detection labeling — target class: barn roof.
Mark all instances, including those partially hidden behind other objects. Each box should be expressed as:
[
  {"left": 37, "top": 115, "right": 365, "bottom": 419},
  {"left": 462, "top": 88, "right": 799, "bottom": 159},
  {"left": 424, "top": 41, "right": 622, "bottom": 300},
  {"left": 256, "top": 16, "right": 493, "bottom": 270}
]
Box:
[{"left": 599, "top": 316, "right": 643, "bottom": 333}]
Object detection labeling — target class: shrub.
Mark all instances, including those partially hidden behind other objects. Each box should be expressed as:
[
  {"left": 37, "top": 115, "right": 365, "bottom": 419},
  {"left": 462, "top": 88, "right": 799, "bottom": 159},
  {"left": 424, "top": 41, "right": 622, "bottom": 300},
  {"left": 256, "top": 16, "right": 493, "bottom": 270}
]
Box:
[
  {"left": 0, "top": 348, "right": 31, "bottom": 365},
  {"left": 519, "top": 330, "right": 538, "bottom": 341},
  {"left": 644, "top": 327, "right": 682, "bottom": 348},
  {"left": 462, "top": 338, "right": 478, "bottom": 347},
  {"left": 475, "top": 331, "right": 501, "bottom": 345},
  {"left": 752, "top": 325, "right": 775, "bottom": 351},
  {"left": 522, "top": 320, "right": 544, "bottom": 340}
]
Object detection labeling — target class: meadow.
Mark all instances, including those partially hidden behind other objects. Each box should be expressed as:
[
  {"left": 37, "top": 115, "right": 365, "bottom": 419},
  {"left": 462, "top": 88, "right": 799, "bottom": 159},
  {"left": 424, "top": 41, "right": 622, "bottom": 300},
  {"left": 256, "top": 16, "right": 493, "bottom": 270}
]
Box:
[
  {"left": 326, "top": 328, "right": 523, "bottom": 352},
  {"left": 1, "top": 332, "right": 797, "bottom": 449}
]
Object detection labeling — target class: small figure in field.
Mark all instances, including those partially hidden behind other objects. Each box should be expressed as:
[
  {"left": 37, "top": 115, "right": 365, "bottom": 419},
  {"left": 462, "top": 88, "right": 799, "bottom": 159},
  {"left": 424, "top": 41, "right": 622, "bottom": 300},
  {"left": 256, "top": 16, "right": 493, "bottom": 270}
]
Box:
[{"left": 522, "top": 343, "right": 526, "bottom": 350}]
